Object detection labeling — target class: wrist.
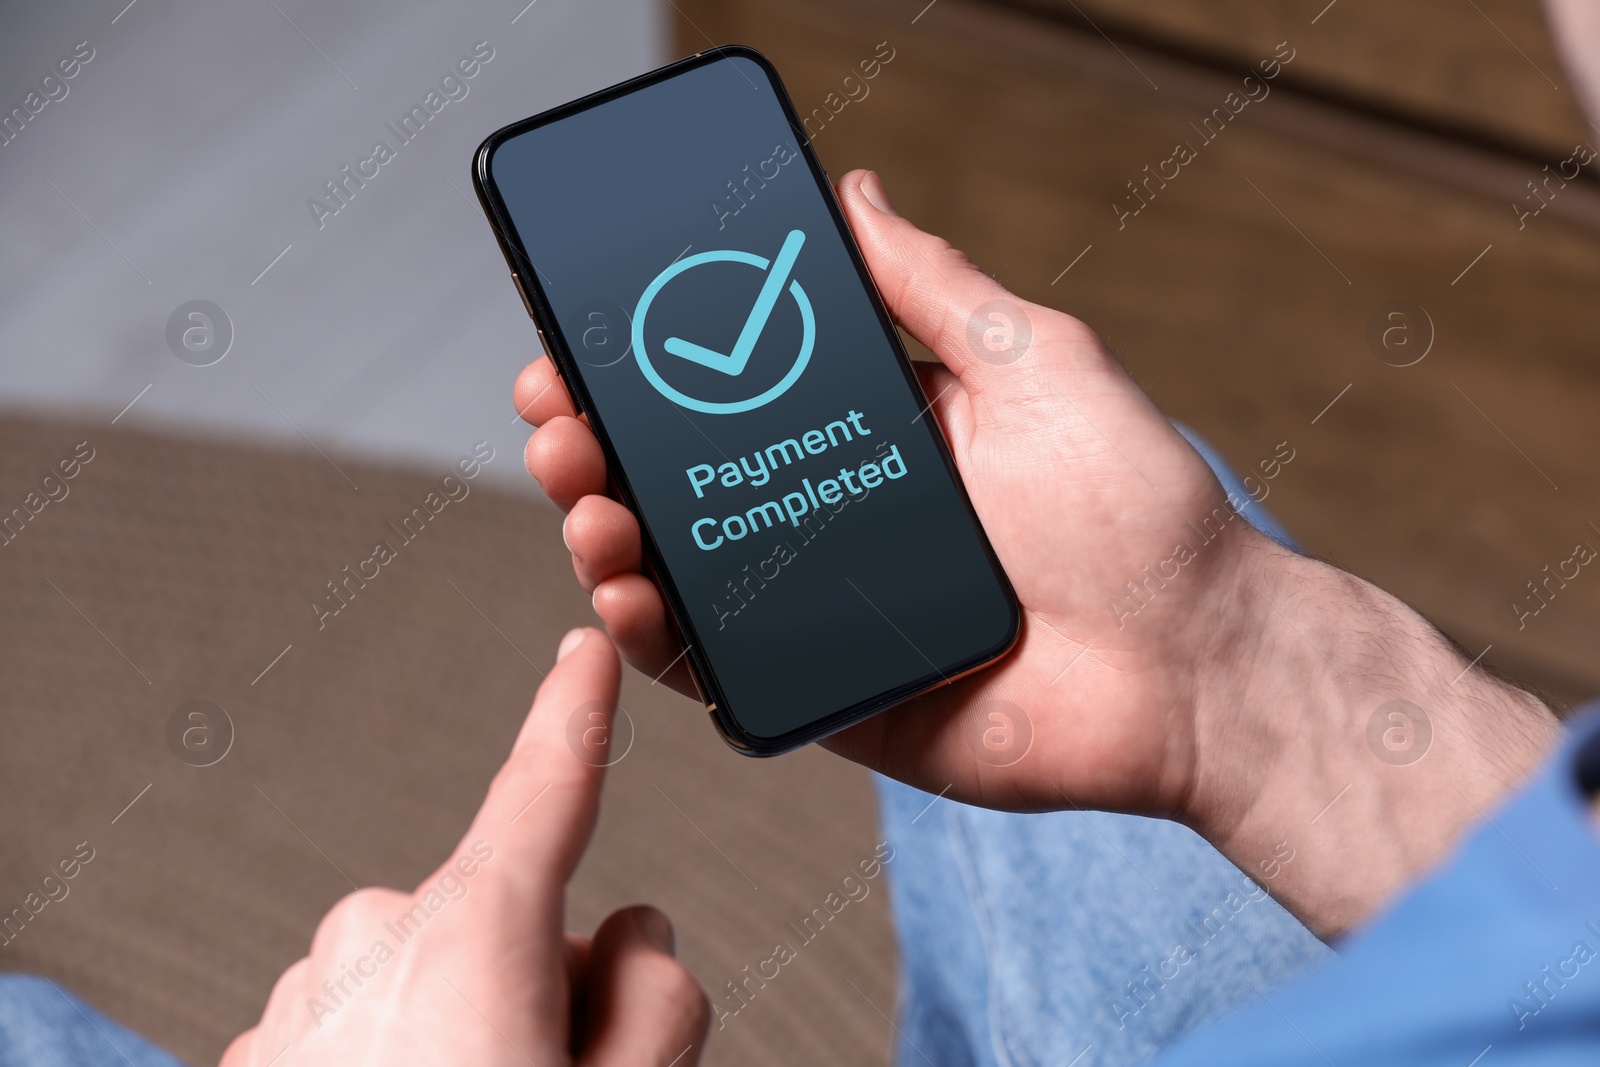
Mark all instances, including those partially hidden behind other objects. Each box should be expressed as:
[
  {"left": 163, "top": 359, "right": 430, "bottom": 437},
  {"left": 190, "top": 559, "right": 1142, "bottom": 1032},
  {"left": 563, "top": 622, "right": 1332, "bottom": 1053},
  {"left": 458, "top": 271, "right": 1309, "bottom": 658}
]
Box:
[{"left": 1186, "top": 528, "right": 1560, "bottom": 938}]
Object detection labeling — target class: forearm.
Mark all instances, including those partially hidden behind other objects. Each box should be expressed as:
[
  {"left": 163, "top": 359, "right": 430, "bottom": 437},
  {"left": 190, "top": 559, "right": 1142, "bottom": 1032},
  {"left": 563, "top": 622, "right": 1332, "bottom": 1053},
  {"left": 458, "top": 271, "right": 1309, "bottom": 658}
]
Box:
[{"left": 1188, "top": 531, "right": 1560, "bottom": 939}]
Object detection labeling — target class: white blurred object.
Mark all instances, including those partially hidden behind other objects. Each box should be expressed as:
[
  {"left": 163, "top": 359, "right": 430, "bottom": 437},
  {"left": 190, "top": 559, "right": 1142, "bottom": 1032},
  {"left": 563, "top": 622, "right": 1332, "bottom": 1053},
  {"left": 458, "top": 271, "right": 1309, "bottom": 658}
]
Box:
[{"left": 0, "top": 0, "right": 667, "bottom": 487}]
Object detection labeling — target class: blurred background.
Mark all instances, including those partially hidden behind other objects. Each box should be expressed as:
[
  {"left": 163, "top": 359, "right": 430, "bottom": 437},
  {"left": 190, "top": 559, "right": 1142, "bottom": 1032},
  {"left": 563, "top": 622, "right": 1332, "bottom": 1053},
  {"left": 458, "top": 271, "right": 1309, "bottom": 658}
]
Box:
[{"left": 1, "top": 0, "right": 1597, "bottom": 1063}]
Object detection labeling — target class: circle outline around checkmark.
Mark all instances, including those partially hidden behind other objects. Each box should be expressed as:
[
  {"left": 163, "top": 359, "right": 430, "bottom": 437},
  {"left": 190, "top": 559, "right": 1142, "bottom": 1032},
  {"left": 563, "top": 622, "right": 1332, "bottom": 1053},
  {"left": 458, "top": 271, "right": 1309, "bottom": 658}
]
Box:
[{"left": 631, "top": 247, "right": 814, "bottom": 415}]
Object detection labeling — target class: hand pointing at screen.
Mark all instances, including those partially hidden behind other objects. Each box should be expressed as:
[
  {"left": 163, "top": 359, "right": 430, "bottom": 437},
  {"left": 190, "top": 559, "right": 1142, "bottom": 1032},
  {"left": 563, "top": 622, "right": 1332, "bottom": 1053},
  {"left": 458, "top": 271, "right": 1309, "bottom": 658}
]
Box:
[{"left": 221, "top": 630, "right": 710, "bottom": 1067}]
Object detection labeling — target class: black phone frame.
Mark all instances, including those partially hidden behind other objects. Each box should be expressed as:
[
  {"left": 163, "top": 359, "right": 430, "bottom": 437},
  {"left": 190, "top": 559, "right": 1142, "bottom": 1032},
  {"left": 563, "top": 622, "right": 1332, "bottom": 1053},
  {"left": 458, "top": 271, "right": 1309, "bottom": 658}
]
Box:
[{"left": 472, "top": 44, "right": 1020, "bottom": 755}]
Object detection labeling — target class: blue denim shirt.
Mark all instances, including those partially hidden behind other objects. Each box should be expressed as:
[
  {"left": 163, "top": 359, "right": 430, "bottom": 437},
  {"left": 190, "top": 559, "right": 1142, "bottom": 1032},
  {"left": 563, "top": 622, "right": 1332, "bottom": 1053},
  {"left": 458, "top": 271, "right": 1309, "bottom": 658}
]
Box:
[{"left": 1157, "top": 711, "right": 1600, "bottom": 1067}]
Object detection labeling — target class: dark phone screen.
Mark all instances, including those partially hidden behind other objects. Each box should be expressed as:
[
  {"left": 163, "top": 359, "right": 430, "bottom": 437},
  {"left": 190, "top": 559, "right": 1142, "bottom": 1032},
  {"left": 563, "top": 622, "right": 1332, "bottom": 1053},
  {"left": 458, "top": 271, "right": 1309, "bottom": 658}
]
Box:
[{"left": 486, "top": 52, "right": 1014, "bottom": 742}]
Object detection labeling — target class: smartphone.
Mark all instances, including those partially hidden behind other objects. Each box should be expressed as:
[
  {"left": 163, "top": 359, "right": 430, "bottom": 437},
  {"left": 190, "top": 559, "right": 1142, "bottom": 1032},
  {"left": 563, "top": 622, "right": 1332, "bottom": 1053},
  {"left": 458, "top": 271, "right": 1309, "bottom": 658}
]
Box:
[{"left": 473, "top": 46, "right": 1018, "bottom": 755}]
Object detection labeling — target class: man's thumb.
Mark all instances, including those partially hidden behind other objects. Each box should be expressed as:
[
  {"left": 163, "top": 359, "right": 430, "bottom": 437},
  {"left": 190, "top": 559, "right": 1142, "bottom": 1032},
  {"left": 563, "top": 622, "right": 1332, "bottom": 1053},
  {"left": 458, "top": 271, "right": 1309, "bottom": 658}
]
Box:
[{"left": 836, "top": 169, "right": 1037, "bottom": 386}]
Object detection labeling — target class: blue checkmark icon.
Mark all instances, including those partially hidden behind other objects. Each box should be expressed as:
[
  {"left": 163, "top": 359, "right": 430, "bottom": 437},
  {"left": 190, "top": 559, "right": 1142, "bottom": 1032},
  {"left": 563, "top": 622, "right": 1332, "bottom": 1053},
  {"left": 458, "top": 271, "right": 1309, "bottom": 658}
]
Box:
[
  {"left": 662, "top": 229, "right": 806, "bottom": 376},
  {"left": 631, "top": 228, "right": 816, "bottom": 415}
]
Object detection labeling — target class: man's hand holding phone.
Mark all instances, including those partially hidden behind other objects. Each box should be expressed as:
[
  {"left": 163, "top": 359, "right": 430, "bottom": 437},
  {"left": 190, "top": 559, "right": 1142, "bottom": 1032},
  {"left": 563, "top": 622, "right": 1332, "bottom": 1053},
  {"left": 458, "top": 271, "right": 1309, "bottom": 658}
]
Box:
[
  {"left": 518, "top": 170, "right": 1557, "bottom": 938},
  {"left": 519, "top": 170, "right": 1241, "bottom": 817}
]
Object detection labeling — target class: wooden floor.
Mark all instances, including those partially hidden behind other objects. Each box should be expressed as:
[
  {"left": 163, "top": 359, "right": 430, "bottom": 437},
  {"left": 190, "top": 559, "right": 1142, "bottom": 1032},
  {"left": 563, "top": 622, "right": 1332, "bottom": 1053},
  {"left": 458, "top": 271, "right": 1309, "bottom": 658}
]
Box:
[{"left": 678, "top": 0, "right": 1600, "bottom": 708}]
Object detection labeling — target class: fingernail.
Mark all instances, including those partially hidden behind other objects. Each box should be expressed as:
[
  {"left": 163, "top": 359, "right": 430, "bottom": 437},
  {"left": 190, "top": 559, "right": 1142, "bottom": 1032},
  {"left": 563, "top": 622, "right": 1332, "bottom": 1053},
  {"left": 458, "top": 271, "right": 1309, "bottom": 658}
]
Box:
[
  {"left": 557, "top": 628, "right": 587, "bottom": 661},
  {"left": 861, "top": 171, "right": 898, "bottom": 216},
  {"left": 635, "top": 907, "right": 676, "bottom": 956}
]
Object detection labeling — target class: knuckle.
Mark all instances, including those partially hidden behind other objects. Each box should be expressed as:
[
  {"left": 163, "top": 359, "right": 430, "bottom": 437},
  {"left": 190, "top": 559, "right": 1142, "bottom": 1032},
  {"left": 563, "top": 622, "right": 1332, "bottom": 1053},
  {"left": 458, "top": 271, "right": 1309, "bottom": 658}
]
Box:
[
  {"left": 335, "top": 886, "right": 401, "bottom": 922},
  {"left": 312, "top": 887, "right": 403, "bottom": 955},
  {"left": 255, "top": 956, "right": 312, "bottom": 1035},
  {"left": 218, "top": 1029, "right": 255, "bottom": 1067},
  {"left": 270, "top": 956, "right": 311, "bottom": 1002},
  {"left": 663, "top": 963, "right": 712, "bottom": 1031},
  {"left": 643, "top": 952, "right": 706, "bottom": 1008}
]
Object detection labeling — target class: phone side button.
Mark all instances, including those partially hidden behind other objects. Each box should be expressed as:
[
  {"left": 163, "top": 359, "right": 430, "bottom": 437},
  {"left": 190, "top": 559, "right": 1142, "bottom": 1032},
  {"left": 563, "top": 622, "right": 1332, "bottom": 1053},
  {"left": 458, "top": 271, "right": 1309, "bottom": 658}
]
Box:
[{"left": 510, "top": 272, "right": 537, "bottom": 319}]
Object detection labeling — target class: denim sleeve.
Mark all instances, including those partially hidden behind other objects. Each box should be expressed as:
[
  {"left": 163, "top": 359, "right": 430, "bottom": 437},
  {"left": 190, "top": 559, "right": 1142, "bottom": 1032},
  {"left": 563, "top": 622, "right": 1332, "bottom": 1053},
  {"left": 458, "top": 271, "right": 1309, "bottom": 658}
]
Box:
[
  {"left": 875, "top": 424, "right": 1333, "bottom": 1067},
  {"left": 1154, "top": 711, "right": 1600, "bottom": 1067},
  {"left": 0, "top": 976, "right": 187, "bottom": 1067}
]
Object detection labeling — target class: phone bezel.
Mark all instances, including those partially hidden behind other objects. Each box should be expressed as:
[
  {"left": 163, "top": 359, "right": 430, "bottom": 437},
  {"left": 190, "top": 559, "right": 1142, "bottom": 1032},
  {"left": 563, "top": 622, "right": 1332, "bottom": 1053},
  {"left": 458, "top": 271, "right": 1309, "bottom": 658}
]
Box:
[{"left": 472, "top": 44, "right": 1020, "bottom": 756}]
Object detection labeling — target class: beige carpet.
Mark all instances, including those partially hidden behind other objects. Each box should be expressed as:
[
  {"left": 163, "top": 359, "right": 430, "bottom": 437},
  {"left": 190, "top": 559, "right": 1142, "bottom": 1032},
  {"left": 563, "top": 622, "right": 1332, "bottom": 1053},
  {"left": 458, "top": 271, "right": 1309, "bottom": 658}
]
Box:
[{"left": 0, "top": 415, "right": 896, "bottom": 1066}]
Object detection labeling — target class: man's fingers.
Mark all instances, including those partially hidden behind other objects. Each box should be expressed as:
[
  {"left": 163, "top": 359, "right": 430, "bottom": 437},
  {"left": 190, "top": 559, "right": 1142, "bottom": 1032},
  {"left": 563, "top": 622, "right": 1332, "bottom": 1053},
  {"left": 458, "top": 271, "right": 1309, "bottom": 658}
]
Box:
[
  {"left": 219, "top": 955, "right": 312, "bottom": 1066},
  {"left": 576, "top": 906, "right": 710, "bottom": 1067},
  {"left": 566, "top": 932, "right": 593, "bottom": 994},
  {"left": 912, "top": 359, "right": 958, "bottom": 399},
  {"left": 910, "top": 360, "right": 971, "bottom": 442},
  {"left": 526, "top": 416, "right": 609, "bottom": 510},
  {"left": 218, "top": 1030, "right": 257, "bottom": 1067},
  {"left": 514, "top": 356, "right": 580, "bottom": 426},
  {"left": 307, "top": 887, "right": 409, "bottom": 965},
  {"left": 565, "top": 496, "right": 643, "bottom": 592},
  {"left": 566, "top": 929, "right": 595, "bottom": 1056},
  {"left": 591, "top": 572, "right": 698, "bottom": 698},
  {"left": 461, "top": 629, "right": 622, "bottom": 910},
  {"left": 559, "top": 498, "right": 698, "bottom": 699},
  {"left": 837, "top": 169, "right": 1099, "bottom": 392}
]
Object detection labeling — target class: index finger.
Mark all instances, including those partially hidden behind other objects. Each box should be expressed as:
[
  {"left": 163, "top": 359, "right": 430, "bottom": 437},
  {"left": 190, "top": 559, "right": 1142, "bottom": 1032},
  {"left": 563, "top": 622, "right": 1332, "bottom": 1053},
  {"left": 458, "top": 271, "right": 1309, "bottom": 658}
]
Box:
[
  {"left": 514, "top": 356, "right": 581, "bottom": 426},
  {"left": 454, "top": 628, "right": 622, "bottom": 912}
]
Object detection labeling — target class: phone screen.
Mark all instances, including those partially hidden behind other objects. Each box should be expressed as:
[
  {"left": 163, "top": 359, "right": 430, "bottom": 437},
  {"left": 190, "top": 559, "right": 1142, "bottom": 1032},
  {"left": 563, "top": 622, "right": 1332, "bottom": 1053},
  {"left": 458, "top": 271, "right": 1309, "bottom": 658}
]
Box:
[{"left": 478, "top": 48, "right": 1016, "bottom": 751}]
